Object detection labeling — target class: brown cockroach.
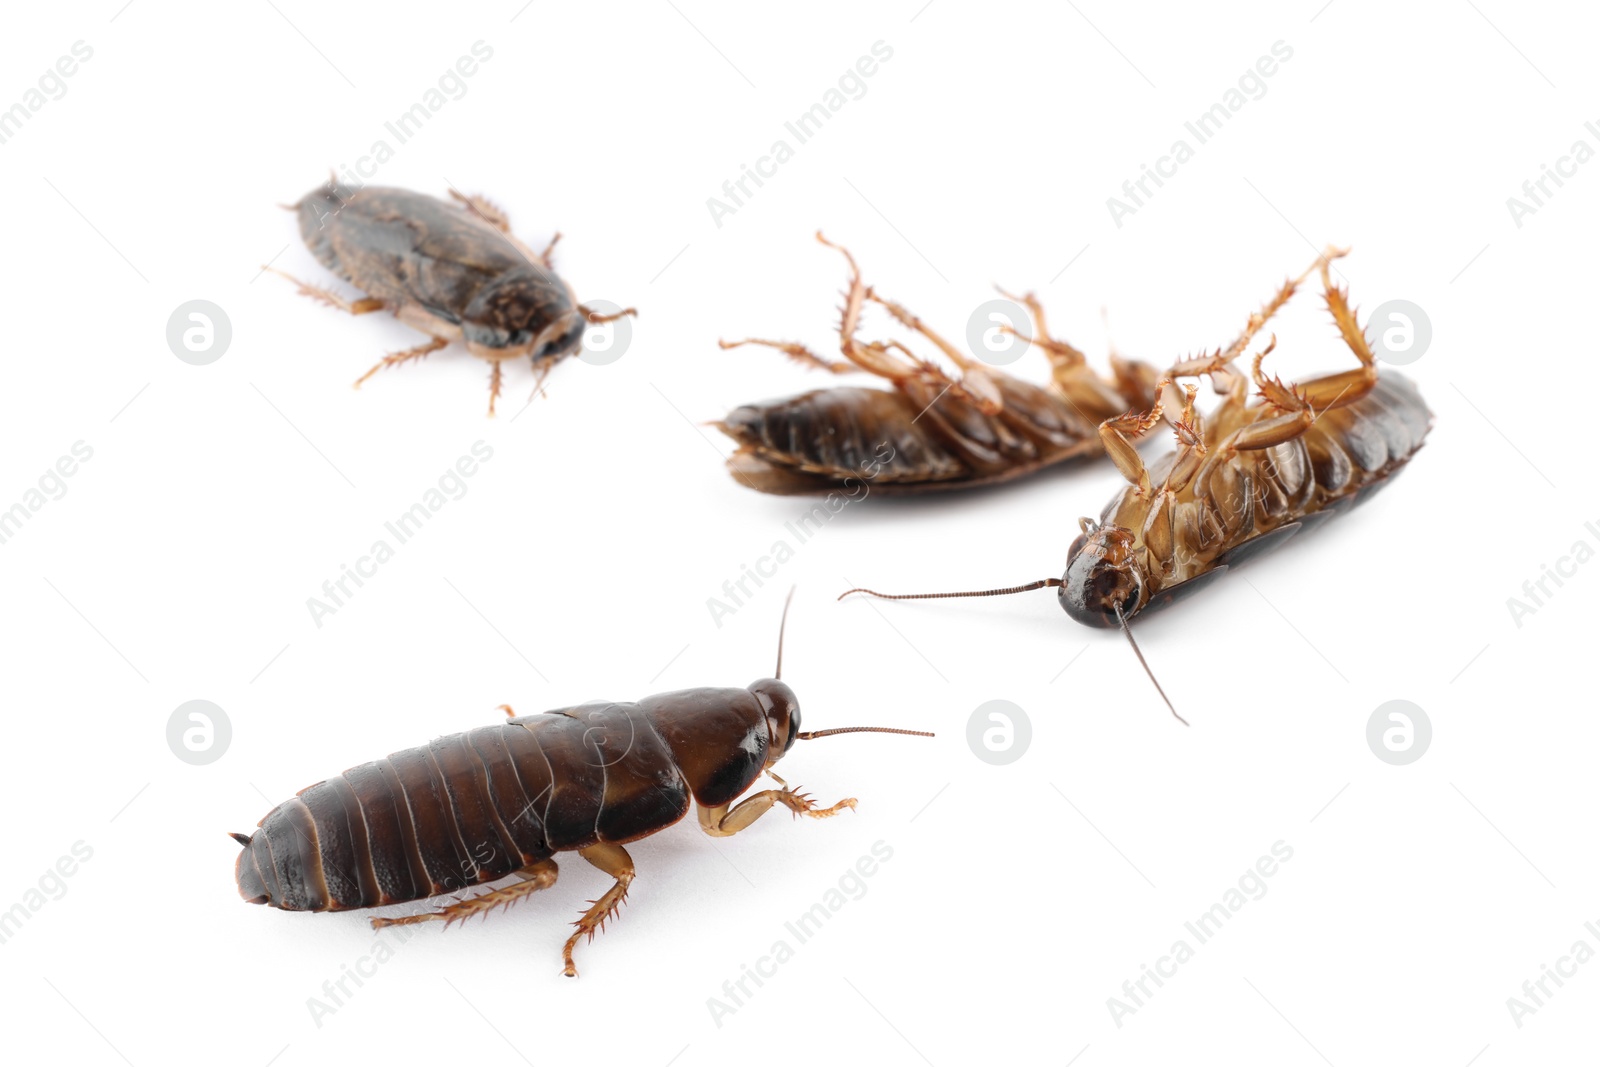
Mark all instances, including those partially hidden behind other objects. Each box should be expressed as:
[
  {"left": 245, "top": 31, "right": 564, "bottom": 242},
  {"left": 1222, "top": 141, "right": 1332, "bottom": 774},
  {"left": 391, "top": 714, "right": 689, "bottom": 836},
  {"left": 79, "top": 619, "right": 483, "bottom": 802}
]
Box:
[
  {"left": 713, "top": 233, "right": 1161, "bottom": 495},
  {"left": 265, "top": 180, "right": 635, "bottom": 415},
  {"left": 841, "top": 248, "right": 1434, "bottom": 724},
  {"left": 231, "top": 592, "right": 930, "bottom": 976}
]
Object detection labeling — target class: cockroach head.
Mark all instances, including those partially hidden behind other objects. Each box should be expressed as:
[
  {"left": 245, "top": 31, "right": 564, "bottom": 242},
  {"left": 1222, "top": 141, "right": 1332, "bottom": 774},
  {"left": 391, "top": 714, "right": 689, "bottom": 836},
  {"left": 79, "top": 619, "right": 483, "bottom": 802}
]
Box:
[
  {"left": 1059, "top": 517, "right": 1147, "bottom": 628},
  {"left": 462, "top": 271, "right": 585, "bottom": 363},
  {"left": 748, "top": 678, "right": 801, "bottom": 762}
]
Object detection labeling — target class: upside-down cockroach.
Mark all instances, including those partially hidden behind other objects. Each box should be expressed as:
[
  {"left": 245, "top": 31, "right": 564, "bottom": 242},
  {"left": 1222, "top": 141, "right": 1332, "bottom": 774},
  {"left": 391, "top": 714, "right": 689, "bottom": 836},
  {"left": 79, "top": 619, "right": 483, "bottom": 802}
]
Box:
[
  {"left": 841, "top": 248, "right": 1433, "bottom": 724},
  {"left": 231, "top": 592, "right": 930, "bottom": 976},
  {"left": 713, "top": 233, "right": 1160, "bottom": 494},
  {"left": 266, "top": 180, "right": 635, "bottom": 415}
]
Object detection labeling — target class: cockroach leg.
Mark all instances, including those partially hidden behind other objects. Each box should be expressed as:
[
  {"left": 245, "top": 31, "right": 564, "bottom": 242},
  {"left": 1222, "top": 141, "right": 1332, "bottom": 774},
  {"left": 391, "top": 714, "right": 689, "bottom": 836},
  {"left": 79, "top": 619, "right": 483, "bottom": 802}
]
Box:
[
  {"left": 868, "top": 290, "right": 1003, "bottom": 414},
  {"left": 579, "top": 304, "right": 638, "bottom": 325},
  {"left": 488, "top": 360, "right": 504, "bottom": 417},
  {"left": 447, "top": 188, "right": 511, "bottom": 231},
  {"left": 1289, "top": 255, "right": 1379, "bottom": 412},
  {"left": 995, "top": 285, "right": 1089, "bottom": 371},
  {"left": 1098, "top": 381, "right": 1170, "bottom": 495},
  {"left": 352, "top": 336, "right": 449, "bottom": 389},
  {"left": 718, "top": 337, "right": 856, "bottom": 375},
  {"left": 696, "top": 788, "right": 857, "bottom": 838},
  {"left": 1140, "top": 384, "right": 1206, "bottom": 576},
  {"left": 369, "top": 859, "right": 559, "bottom": 930},
  {"left": 537, "top": 232, "right": 561, "bottom": 270},
  {"left": 562, "top": 843, "right": 635, "bottom": 978},
  {"left": 497, "top": 704, "right": 516, "bottom": 718},
  {"left": 525, "top": 359, "right": 554, "bottom": 405},
  {"left": 262, "top": 267, "right": 386, "bottom": 316}
]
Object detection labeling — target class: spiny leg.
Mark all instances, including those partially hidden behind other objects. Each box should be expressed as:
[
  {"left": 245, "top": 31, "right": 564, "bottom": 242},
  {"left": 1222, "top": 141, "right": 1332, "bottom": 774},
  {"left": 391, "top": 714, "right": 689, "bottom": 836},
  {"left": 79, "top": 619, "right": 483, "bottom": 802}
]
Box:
[
  {"left": 867, "top": 289, "right": 1002, "bottom": 413},
  {"left": 1292, "top": 254, "right": 1380, "bottom": 411},
  {"left": 263, "top": 266, "right": 386, "bottom": 316},
  {"left": 1164, "top": 246, "right": 1348, "bottom": 439},
  {"left": 562, "top": 843, "right": 634, "bottom": 978},
  {"left": 718, "top": 337, "right": 856, "bottom": 374},
  {"left": 995, "top": 285, "right": 1088, "bottom": 371},
  {"left": 697, "top": 786, "right": 857, "bottom": 838},
  {"left": 1140, "top": 383, "right": 1207, "bottom": 576},
  {"left": 1097, "top": 379, "right": 1171, "bottom": 495},
  {"left": 447, "top": 189, "right": 556, "bottom": 270},
  {"left": 488, "top": 360, "right": 504, "bottom": 417},
  {"left": 537, "top": 232, "right": 561, "bottom": 270},
  {"left": 370, "top": 859, "right": 558, "bottom": 930},
  {"left": 448, "top": 189, "right": 512, "bottom": 232},
  {"left": 525, "top": 359, "right": 554, "bottom": 405},
  {"left": 813, "top": 232, "right": 925, "bottom": 382},
  {"left": 578, "top": 303, "right": 638, "bottom": 325},
  {"left": 353, "top": 336, "right": 449, "bottom": 388}
]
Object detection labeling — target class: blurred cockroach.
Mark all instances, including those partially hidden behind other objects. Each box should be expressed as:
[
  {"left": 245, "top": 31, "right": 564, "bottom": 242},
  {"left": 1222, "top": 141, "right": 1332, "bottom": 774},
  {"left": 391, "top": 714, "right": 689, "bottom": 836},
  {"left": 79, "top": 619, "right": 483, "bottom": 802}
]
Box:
[
  {"left": 232, "top": 592, "right": 930, "bottom": 976},
  {"left": 265, "top": 180, "right": 635, "bottom": 415},
  {"left": 841, "top": 248, "right": 1433, "bottom": 724},
  {"left": 713, "top": 233, "right": 1161, "bottom": 494}
]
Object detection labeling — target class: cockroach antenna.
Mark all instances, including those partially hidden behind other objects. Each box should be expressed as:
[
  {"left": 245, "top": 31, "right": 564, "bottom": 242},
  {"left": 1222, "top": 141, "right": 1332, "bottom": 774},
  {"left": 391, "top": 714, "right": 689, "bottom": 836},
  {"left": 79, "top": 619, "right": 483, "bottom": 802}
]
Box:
[
  {"left": 775, "top": 585, "right": 797, "bottom": 679},
  {"left": 837, "top": 579, "right": 1061, "bottom": 601},
  {"left": 838, "top": 579, "right": 1187, "bottom": 726},
  {"left": 1114, "top": 604, "right": 1187, "bottom": 727},
  {"left": 797, "top": 726, "right": 934, "bottom": 740}
]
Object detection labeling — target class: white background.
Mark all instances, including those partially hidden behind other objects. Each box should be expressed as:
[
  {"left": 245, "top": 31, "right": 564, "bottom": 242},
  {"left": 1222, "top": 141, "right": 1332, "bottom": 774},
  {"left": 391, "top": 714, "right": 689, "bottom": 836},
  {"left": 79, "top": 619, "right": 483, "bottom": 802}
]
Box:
[{"left": 1, "top": 2, "right": 1595, "bottom": 1064}]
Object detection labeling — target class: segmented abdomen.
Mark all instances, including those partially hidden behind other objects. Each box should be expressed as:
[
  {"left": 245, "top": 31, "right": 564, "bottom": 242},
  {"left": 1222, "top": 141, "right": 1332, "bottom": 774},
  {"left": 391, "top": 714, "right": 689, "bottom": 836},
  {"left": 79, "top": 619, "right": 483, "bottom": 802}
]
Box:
[
  {"left": 236, "top": 703, "right": 690, "bottom": 911},
  {"left": 718, "top": 376, "right": 1111, "bottom": 495},
  {"left": 1111, "top": 371, "right": 1432, "bottom": 592}
]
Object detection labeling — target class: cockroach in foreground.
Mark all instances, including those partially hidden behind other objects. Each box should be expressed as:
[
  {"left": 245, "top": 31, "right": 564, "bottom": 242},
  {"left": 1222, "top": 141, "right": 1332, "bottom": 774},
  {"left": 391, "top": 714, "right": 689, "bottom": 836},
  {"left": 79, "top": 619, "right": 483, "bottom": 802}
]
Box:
[
  {"left": 713, "top": 233, "right": 1161, "bottom": 495},
  {"left": 265, "top": 180, "right": 635, "bottom": 415},
  {"left": 841, "top": 248, "right": 1434, "bottom": 725},
  {"left": 231, "top": 592, "right": 930, "bottom": 976}
]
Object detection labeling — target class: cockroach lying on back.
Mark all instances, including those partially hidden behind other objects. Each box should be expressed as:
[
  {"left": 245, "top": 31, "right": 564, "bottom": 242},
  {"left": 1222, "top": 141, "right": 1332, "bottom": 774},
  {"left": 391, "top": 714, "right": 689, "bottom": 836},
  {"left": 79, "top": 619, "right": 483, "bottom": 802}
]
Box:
[
  {"left": 266, "top": 180, "right": 635, "bottom": 415},
  {"left": 232, "top": 593, "right": 929, "bottom": 977},
  {"left": 714, "top": 233, "right": 1161, "bottom": 494},
  {"left": 842, "top": 248, "right": 1434, "bottom": 724}
]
